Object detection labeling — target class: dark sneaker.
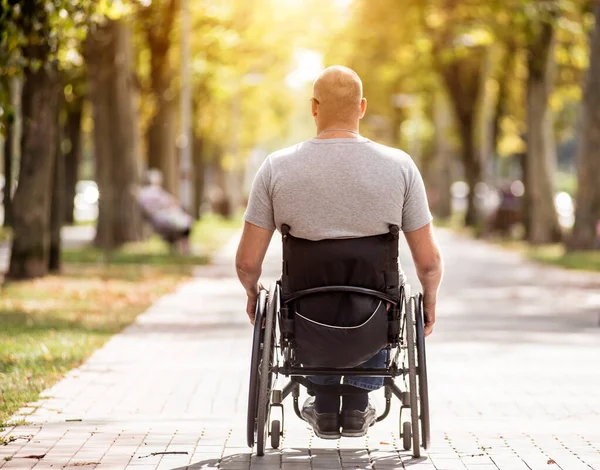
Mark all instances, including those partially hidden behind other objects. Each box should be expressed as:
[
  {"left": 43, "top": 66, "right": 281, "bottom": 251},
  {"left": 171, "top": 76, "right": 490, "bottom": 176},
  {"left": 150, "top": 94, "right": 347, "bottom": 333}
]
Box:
[
  {"left": 300, "top": 397, "right": 341, "bottom": 439},
  {"left": 340, "top": 402, "right": 377, "bottom": 437}
]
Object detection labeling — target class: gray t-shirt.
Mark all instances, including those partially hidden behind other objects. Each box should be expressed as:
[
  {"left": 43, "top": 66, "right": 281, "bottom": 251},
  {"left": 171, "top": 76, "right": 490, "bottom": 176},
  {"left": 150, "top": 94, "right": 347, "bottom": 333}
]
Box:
[{"left": 244, "top": 137, "right": 432, "bottom": 240}]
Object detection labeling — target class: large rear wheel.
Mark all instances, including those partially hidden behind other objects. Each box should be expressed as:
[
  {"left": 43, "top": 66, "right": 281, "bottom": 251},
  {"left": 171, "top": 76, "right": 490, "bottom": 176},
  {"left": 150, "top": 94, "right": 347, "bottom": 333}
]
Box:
[
  {"left": 247, "top": 290, "right": 267, "bottom": 448},
  {"left": 255, "top": 282, "right": 278, "bottom": 456},
  {"left": 415, "top": 293, "right": 431, "bottom": 450},
  {"left": 404, "top": 287, "right": 421, "bottom": 457}
]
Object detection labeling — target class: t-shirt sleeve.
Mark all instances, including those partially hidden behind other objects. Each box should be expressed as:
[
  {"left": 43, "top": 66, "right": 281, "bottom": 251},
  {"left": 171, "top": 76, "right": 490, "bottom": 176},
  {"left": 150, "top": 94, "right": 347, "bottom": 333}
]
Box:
[
  {"left": 401, "top": 160, "right": 433, "bottom": 232},
  {"left": 243, "top": 158, "right": 276, "bottom": 231}
]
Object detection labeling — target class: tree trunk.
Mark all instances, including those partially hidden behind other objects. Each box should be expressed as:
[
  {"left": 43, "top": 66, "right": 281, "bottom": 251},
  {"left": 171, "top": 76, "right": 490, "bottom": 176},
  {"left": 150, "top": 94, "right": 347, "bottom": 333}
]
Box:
[
  {"left": 49, "top": 87, "right": 65, "bottom": 272},
  {"left": 3, "top": 109, "right": 14, "bottom": 228},
  {"left": 63, "top": 97, "right": 83, "bottom": 224},
  {"left": 519, "top": 152, "right": 530, "bottom": 235},
  {"left": 478, "top": 46, "right": 497, "bottom": 185},
  {"left": 431, "top": 89, "right": 453, "bottom": 219},
  {"left": 192, "top": 133, "right": 205, "bottom": 218},
  {"left": 147, "top": 86, "right": 177, "bottom": 195},
  {"left": 458, "top": 116, "right": 481, "bottom": 227},
  {"left": 568, "top": 5, "right": 600, "bottom": 250},
  {"left": 492, "top": 41, "right": 518, "bottom": 157},
  {"left": 7, "top": 62, "right": 59, "bottom": 279},
  {"left": 525, "top": 18, "right": 562, "bottom": 244},
  {"left": 144, "top": 0, "right": 178, "bottom": 196},
  {"left": 438, "top": 47, "right": 487, "bottom": 227},
  {"left": 85, "top": 19, "right": 143, "bottom": 249},
  {"left": 2, "top": 76, "right": 20, "bottom": 228}
]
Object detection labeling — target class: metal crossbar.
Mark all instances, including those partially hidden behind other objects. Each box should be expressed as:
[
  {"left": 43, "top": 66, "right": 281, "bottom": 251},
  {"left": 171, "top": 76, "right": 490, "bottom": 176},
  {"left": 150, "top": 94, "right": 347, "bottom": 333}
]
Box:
[{"left": 274, "top": 365, "right": 406, "bottom": 377}]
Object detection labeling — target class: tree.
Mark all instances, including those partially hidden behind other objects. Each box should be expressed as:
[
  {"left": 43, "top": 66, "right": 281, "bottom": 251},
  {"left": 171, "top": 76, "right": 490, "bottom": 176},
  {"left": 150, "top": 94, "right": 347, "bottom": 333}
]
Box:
[
  {"left": 84, "top": 18, "right": 143, "bottom": 249},
  {"left": 435, "top": 46, "right": 488, "bottom": 227},
  {"left": 2, "top": 89, "right": 15, "bottom": 228},
  {"left": 138, "top": 0, "right": 179, "bottom": 195},
  {"left": 49, "top": 86, "right": 65, "bottom": 272},
  {"left": 1, "top": 0, "right": 98, "bottom": 278},
  {"left": 568, "top": 4, "right": 600, "bottom": 250},
  {"left": 7, "top": 0, "right": 61, "bottom": 279},
  {"left": 523, "top": 2, "right": 562, "bottom": 244},
  {"left": 430, "top": 89, "right": 454, "bottom": 219},
  {"left": 63, "top": 75, "right": 85, "bottom": 224}
]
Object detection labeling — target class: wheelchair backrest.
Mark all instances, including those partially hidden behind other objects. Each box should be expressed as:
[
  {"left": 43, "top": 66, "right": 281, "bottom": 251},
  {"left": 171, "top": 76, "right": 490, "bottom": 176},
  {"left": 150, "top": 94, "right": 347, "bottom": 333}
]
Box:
[{"left": 280, "top": 225, "right": 401, "bottom": 367}]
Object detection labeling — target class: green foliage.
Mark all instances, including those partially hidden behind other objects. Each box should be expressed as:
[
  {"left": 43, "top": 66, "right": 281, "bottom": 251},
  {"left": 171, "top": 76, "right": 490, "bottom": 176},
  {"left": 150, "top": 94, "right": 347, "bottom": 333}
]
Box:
[
  {"left": 331, "top": 0, "right": 590, "bottom": 163},
  {"left": 0, "top": 0, "right": 96, "bottom": 69},
  {"left": 187, "top": 0, "right": 296, "bottom": 160}
]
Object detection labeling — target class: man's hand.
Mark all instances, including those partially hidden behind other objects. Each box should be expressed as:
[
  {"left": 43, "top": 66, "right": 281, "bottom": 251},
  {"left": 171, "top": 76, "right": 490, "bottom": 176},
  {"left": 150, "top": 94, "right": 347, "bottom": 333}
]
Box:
[
  {"left": 422, "top": 292, "right": 436, "bottom": 337},
  {"left": 236, "top": 222, "right": 274, "bottom": 324},
  {"left": 246, "top": 282, "right": 264, "bottom": 325},
  {"left": 404, "top": 223, "right": 443, "bottom": 338}
]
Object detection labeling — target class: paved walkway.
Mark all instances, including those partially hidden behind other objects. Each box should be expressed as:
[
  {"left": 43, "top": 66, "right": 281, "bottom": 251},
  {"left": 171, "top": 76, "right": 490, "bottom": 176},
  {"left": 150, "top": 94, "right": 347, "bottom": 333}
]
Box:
[{"left": 1, "top": 229, "right": 600, "bottom": 470}]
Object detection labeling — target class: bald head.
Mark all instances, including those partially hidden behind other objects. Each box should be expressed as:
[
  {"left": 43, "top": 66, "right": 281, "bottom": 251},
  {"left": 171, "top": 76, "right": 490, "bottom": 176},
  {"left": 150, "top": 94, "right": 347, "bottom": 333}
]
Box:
[{"left": 312, "top": 66, "right": 366, "bottom": 130}]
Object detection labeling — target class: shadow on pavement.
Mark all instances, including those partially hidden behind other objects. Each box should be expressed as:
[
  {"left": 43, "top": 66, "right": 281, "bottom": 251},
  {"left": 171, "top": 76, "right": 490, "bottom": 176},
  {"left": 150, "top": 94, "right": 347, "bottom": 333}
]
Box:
[{"left": 171, "top": 449, "right": 428, "bottom": 469}]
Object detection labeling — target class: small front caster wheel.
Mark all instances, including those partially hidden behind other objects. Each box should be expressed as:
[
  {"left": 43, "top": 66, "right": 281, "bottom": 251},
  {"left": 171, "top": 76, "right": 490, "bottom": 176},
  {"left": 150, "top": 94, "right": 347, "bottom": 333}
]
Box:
[
  {"left": 270, "top": 420, "right": 281, "bottom": 449},
  {"left": 402, "top": 421, "right": 412, "bottom": 451}
]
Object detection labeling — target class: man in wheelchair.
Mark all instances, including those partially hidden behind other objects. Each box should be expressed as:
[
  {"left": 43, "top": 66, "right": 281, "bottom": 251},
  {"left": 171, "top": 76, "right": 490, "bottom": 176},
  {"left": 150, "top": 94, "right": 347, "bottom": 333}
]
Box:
[{"left": 236, "top": 66, "right": 443, "bottom": 441}]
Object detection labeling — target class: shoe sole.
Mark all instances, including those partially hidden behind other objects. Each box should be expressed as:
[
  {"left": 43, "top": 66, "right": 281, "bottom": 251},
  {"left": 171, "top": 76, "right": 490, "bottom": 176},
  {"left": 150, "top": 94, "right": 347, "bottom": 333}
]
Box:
[
  {"left": 341, "top": 429, "right": 368, "bottom": 438},
  {"left": 341, "top": 418, "right": 376, "bottom": 438},
  {"left": 314, "top": 430, "right": 341, "bottom": 440},
  {"left": 300, "top": 411, "right": 341, "bottom": 440}
]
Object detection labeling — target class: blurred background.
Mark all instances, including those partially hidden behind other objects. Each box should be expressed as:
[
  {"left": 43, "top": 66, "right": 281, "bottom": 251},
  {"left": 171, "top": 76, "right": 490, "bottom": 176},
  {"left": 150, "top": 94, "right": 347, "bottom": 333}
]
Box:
[{"left": 0, "top": 0, "right": 599, "bottom": 280}]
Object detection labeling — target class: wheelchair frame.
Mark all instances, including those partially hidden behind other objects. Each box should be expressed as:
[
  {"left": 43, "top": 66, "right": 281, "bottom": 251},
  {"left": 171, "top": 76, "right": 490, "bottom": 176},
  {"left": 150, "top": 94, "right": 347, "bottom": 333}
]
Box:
[{"left": 246, "top": 234, "right": 430, "bottom": 458}]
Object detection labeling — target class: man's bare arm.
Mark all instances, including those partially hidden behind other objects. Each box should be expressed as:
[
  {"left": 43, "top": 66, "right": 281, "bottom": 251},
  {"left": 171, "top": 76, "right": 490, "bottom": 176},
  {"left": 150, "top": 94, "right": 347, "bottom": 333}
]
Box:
[
  {"left": 235, "top": 222, "right": 274, "bottom": 323},
  {"left": 404, "top": 223, "right": 443, "bottom": 336}
]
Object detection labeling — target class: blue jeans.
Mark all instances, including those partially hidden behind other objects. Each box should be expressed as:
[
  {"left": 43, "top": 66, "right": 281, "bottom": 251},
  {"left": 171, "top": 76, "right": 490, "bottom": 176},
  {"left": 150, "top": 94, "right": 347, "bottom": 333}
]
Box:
[{"left": 308, "top": 349, "right": 388, "bottom": 391}]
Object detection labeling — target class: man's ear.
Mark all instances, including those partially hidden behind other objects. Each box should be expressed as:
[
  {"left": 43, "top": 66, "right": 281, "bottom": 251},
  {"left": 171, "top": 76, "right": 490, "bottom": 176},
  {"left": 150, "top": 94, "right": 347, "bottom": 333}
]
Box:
[
  {"left": 312, "top": 99, "right": 318, "bottom": 117},
  {"left": 359, "top": 97, "right": 367, "bottom": 119}
]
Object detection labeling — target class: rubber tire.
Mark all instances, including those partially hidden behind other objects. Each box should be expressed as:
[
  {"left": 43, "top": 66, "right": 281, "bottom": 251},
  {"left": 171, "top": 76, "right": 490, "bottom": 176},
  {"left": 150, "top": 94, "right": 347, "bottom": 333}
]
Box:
[
  {"left": 256, "top": 282, "right": 278, "bottom": 456},
  {"left": 402, "top": 421, "right": 412, "bottom": 451},
  {"left": 270, "top": 420, "right": 281, "bottom": 450},
  {"left": 405, "top": 288, "right": 421, "bottom": 457},
  {"left": 415, "top": 293, "right": 431, "bottom": 450},
  {"left": 246, "top": 290, "right": 267, "bottom": 448}
]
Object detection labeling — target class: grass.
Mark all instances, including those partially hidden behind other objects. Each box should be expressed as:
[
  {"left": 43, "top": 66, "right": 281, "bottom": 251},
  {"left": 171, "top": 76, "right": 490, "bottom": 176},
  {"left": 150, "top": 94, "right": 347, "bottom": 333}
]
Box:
[
  {"left": 189, "top": 212, "right": 243, "bottom": 253},
  {"left": 0, "top": 212, "right": 243, "bottom": 428},
  {"left": 62, "top": 237, "right": 208, "bottom": 266},
  {"left": 62, "top": 213, "right": 242, "bottom": 266},
  {"left": 497, "top": 241, "right": 600, "bottom": 272}
]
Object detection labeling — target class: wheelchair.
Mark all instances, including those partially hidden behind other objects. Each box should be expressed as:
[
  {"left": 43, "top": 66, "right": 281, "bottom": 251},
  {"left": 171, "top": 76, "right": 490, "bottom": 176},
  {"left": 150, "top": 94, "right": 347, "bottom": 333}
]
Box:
[{"left": 247, "top": 224, "right": 430, "bottom": 457}]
